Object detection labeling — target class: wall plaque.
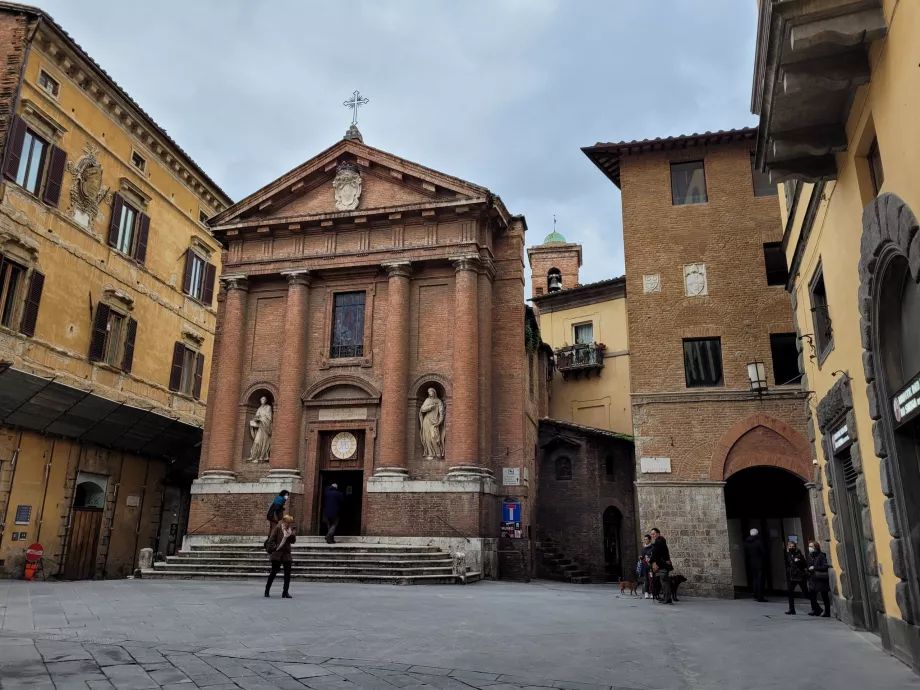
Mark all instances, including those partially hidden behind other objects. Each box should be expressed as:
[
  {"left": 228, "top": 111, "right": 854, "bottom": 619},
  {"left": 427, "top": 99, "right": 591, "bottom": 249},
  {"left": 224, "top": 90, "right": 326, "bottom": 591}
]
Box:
[
  {"left": 640, "top": 457, "right": 672, "bottom": 473},
  {"left": 318, "top": 407, "right": 368, "bottom": 421},
  {"left": 126, "top": 495, "right": 141, "bottom": 508},
  {"left": 642, "top": 273, "right": 661, "bottom": 293},
  {"left": 14, "top": 505, "right": 32, "bottom": 525},
  {"left": 893, "top": 375, "right": 920, "bottom": 427},
  {"left": 502, "top": 468, "right": 521, "bottom": 486}
]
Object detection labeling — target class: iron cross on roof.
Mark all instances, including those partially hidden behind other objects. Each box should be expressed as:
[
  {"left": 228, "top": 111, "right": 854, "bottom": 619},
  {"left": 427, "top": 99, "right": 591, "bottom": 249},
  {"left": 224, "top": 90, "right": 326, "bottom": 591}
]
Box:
[{"left": 343, "top": 90, "right": 369, "bottom": 126}]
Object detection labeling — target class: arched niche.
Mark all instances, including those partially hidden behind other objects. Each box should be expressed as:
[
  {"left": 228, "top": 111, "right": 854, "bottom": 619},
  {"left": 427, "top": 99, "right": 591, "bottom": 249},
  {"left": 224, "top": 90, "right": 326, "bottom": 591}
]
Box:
[{"left": 242, "top": 388, "right": 274, "bottom": 463}]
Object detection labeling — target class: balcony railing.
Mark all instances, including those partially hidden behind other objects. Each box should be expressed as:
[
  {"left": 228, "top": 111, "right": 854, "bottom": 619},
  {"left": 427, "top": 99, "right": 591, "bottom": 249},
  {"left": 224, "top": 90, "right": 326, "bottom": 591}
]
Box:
[{"left": 554, "top": 343, "right": 605, "bottom": 380}]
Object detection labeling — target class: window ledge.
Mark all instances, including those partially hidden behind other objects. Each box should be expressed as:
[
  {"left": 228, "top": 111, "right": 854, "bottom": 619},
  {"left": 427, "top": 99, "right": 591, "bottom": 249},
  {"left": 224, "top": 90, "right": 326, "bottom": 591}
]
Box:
[
  {"left": 321, "top": 356, "right": 372, "bottom": 369},
  {"left": 92, "top": 361, "right": 126, "bottom": 375}
]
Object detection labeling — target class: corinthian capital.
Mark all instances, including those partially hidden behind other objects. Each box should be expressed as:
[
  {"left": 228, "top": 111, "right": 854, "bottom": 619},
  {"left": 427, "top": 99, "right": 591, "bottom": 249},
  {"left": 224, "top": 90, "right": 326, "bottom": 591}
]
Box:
[
  {"left": 219, "top": 274, "right": 249, "bottom": 292},
  {"left": 281, "top": 269, "right": 312, "bottom": 287},
  {"left": 382, "top": 261, "right": 412, "bottom": 279},
  {"left": 451, "top": 255, "right": 480, "bottom": 273}
]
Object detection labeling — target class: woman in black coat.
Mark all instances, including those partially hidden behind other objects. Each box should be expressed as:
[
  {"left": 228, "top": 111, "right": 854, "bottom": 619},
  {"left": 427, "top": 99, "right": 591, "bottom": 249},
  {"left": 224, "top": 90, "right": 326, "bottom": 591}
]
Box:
[
  {"left": 807, "top": 539, "right": 831, "bottom": 617},
  {"left": 265, "top": 514, "right": 296, "bottom": 599},
  {"left": 783, "top": 540, "right": 808, "bottom": 615}
]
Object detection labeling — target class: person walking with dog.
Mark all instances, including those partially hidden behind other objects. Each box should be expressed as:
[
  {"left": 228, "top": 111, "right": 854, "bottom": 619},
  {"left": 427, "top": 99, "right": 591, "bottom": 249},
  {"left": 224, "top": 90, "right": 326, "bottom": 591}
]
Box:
[
  {"left": 264, "top": 514, "right": 296, "bottom": 598},
  {"left": 784, "top": 539, "right": 808, "bottom": 615},
  {"left": 807, "top": 539, "right": 832, "bottom": 617},
  {"left": 649, "top": 528, "right": 673, "bottom": 604}
]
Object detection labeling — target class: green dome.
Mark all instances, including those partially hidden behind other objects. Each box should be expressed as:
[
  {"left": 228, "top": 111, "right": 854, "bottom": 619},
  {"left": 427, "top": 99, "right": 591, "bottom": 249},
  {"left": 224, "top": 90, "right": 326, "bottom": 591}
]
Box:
[{"left": 543, "top": 230, "right": 567, "bottom": 244}]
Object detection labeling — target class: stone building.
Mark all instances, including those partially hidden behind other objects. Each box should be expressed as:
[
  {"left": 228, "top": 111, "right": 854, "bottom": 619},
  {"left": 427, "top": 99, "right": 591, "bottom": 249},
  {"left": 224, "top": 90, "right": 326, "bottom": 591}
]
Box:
[
  {"left": 583, "top": 128, "right": 813, "bottom": 598},
  {"left": 0, "top": 4, "right": 231, "bottom": 577},
  {"left": 189, "top": 125, "right": 537, "bottom": 577},
  {"left": 752, "top": 0, "right": 919, "bottom": 670}
]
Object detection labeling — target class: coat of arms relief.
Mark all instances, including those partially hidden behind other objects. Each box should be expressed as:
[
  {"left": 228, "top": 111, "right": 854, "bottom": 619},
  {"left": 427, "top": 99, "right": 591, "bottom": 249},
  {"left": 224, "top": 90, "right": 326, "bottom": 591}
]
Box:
[
  {"left": 332, "top": 161, "right": 363, "bottom": 211},
  {"left": 66, "top": 144, "right": 112, "bottom": 232}
]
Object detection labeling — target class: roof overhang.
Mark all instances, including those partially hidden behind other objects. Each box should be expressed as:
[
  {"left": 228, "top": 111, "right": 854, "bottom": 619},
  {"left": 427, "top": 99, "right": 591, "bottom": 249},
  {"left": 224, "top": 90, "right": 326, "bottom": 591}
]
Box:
[{"left": 751, "top": 0, "right": 888, "bottom": 183}]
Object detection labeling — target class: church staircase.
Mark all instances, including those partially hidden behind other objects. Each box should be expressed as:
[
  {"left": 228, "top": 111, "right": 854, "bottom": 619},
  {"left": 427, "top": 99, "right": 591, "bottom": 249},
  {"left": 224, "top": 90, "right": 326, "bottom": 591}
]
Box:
[
  {"left": 141, "top": 537, "right": 481, "bottom": 585},
  {"left": 535, "top": 537, "right": 591, "bottom": 584}
]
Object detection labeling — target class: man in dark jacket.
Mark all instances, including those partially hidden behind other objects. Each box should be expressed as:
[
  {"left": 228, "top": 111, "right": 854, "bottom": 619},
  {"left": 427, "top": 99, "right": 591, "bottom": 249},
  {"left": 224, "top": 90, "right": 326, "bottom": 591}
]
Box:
[
  {"left": 745, "top": 528, "right": 767, "bottom": 602},
  {"left": 784, "top": 539, "right": 808, "bottom": 614},
  {"left": 323, "top": 483, "right": 345, "bottom": 544},
  {"left": 649, "top": 528, "right": 673, "bottom": 604}
]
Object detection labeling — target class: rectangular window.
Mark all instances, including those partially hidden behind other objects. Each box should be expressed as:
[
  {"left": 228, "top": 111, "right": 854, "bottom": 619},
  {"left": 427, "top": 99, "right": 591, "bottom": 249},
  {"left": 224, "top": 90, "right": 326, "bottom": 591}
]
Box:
[
  {"left": 683, "top": 337, "right": 724, "bottom": 387},
  {"left": 15, "top": 129, "right": 47, "bottom": 195},
  {"left": 187, "top": 252, "right": 205, "bottom": 300},
  {"left": 199, "top": 209, "right": 209, "bottom": 225},
  {"left": 784, "top": 180, "right": 799, "bottom": 214},
  {"left": 330, "top": 291, "right": 366, "bottom": 359},
  {"left": 868, "top": 138, "right": 884, "bottom": 197},
  {"left": 574, "top": 322, "right": 593, "bottom": 344},
  {"left": 131, "top": 151, "right": 146, "bottom": 172},
  {"left": 38, "top": 70, "right": 60, "bottom": 98},
  {"left": 179, "top": 347, "right": 197, "bottom": 395},
  {"left": 169, "top": 342, "right": 204, "bottom": 398},
  {"left": 104, "top": 311, "right": 126, "bottom": 367},
  {"left": 751, "top": 154, "right": 777, "bottom": 197},
  {"left": 809, "top": 264, "right": 833, "bottom": 357},
  {"left": 0, "top": 257, "right": 26, "bottom": 328},
  {"left": 116, "top": 202, "right": 139, "bottom": 255},
  {"left": 670, "top": 161, "right": 707, "bottom": 205},
  {"left": 770, "top": 333, "right": 802, "bottom": 385},
  {"left": 763, "top": 242, "right": 789, "bottom": 286}
]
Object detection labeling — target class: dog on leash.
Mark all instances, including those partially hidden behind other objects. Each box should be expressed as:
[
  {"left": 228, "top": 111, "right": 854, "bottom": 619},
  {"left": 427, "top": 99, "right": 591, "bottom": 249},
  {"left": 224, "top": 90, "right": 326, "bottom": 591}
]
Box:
[
  {"left": 620, "top": 579, "right": 638, "bottom": 595},
  {"left": 669, "top": 574, "right": 687, "bottom": 601}
]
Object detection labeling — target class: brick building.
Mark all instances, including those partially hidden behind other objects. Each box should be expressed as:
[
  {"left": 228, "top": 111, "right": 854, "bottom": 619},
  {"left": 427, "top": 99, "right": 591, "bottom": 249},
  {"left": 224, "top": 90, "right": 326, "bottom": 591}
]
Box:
[
  {"left": 189, "top": 125, "right": 539, "bottom": 576},
  {"left": 583, "top": 128, "right": 815, "bottom": 598}
]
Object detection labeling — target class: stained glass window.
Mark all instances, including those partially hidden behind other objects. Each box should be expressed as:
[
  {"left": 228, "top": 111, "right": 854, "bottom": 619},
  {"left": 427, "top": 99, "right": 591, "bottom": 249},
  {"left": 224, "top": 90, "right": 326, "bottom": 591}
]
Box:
[{"left": 330, "top": 291, "right": 365, "bottom": 359}]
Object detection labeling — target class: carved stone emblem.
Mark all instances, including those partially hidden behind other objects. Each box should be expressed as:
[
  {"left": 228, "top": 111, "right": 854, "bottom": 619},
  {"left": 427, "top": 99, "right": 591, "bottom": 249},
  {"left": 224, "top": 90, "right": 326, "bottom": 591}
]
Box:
[
  {"left": 66, "top": 144, "right": 111, "bottom": 229},
  {"left": 332, "top": 162, "right": 362, "bottom": 211},
  {"left": 642, "top": 273, "right": 661, "bottom": 293},
  {"left": 684, "top": 263, "right": 708, "bottom": 297},
  {"left": 331, "top": 431, "right": 358, "bottom": 460}
]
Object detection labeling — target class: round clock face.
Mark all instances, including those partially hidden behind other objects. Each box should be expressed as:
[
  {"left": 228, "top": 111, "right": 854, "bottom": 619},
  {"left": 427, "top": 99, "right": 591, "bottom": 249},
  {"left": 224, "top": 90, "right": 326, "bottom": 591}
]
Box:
[{"left": 331, "top": 432, "right": 358, "bottom": 460}]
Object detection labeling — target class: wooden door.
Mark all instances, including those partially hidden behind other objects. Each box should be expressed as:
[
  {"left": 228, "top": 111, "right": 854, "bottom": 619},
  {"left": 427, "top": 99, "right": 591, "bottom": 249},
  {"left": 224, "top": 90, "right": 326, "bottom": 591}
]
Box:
[{"left": 64, "top": 509, "right": 103, "bottom": 580}]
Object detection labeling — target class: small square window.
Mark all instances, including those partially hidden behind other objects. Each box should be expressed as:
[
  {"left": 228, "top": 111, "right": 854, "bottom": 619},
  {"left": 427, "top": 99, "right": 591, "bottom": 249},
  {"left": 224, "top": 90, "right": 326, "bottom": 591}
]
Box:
[
  {"left": 763, "top": 242, "right": 789, "bottom": 286},
  {"left": 199, "top": 209, "right": 209, "bottom": 225},
  {"left": 671, "top": 161, "right": 707, "bottom": 205},
  {"left": 38, "top": 70, "right": 60, "bottom": 98},
  {"left": 555, "top": 456, "right": 572, "bottom": 481},
  {"left": 770, "top": 333, "right": 802, "bottom": 386},
  {"left": 809, "top": 264, "right": 833, "bottom": 358},
  {"left": 574, "top": 322, "right": 593, "bottom": 344},
  {"left": 131, "top": 151, "right": 146, "bottom": 172},
  {"left": 751, "top": 154, "right": 777, "bottom": 197},
  {"left": 683, "top": 337, "right": 723, "bottom": 387},
  {"left": 868, "top": 138, "right": 884, "bottom": 196}
]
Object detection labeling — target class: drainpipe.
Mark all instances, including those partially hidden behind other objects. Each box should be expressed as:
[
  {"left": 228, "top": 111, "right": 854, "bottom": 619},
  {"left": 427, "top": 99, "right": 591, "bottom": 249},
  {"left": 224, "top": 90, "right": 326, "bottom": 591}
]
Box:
[
  {"left": 34, "top": 439, "right": 55, "bottom": 544},
  {"left": 129, "top": 460, "right": 151, "bottom": 575}
]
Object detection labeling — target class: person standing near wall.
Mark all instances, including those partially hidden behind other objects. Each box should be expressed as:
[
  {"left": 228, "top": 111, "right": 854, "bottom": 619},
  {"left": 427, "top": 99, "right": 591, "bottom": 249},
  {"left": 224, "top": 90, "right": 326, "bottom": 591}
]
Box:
[
  {"left": 784, "top": 540, "right": 808, "bottom": 615},
  {"left": 265, "top": 514, "right": 296, "bottom": 598},
  {"left": 649, "top": 528, "right": 673, "bottom": 605},
  {"left": 807, "top": 539, "right": 832, "bottom": 617},
  {"left": 745, "top": 528, "right": 767, "bottom": 602}
]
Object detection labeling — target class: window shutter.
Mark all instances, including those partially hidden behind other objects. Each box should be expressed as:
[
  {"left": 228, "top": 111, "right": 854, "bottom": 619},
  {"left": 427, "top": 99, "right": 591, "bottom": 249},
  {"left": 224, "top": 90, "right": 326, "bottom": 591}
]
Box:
[
  {"left": 202, "top": 262, "right": 216, "bottom": 305},
  {"left": 193, "top": 352, "right": 205, "bottom": 399},
  {"left": 121, "top": 317, "right": 137, "bottom": 372},
  {"left": 2, "top": 115, "right": 27, "bottom": 181},
  {"left": 88, "top": 303, "right": 111, "bottom": 362},
  {"left": 108, "top": 193, "right": 124, "bottom": 248},
  {"left": 134, "top": 212, "right": 150, "bottom": 264},
  {"left": 168, "top": 341, "right": 185, "bottom": 391},
  {"left": 41, "top": 145, "right": 67, "bottom": 207},
  {"left": 182, "top": 250, "right": 194, "bottom": 295},
  {"left": 19, "top": 270, "right": 45, "bottom": 337}
]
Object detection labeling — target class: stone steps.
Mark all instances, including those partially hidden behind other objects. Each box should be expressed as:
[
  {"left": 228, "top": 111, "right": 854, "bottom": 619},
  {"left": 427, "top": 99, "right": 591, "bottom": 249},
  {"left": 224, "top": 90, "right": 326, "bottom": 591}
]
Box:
[
  {"left": 535, "top": 538, "right": 591, "bottom": 584},
  {"left": 142, "top": 570, "right": 480, "bottom": 585}
]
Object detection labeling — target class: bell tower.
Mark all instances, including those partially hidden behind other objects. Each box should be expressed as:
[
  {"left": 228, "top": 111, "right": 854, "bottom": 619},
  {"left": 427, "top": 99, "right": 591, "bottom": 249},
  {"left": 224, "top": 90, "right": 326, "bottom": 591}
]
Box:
[{"left": 526, "top": 228, "right": 583, "bottom": 299}]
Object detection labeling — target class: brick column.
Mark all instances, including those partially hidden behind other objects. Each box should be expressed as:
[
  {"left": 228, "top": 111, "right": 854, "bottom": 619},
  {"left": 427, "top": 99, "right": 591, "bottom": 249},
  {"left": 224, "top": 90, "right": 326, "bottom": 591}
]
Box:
[
  {"left": 446, "top": 256, "right": 491, "bottom": 480},
  {"left": 375, "top": 262, "right": 412, "bottom": 478},
  {"left": 198, "top": 274, "right": 248, "bottom": 482},
  {"left": 269, "top": 270, "right": 311, "bottom": 480},
  {"left": 478, "top": 260, "right": 494, "bottom": 472}
]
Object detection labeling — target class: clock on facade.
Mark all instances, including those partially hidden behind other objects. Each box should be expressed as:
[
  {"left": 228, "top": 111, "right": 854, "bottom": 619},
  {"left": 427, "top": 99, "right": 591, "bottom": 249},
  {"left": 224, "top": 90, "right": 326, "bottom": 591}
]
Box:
[{"left": 331, "top": 432, "right": 358, "bottom": 459}]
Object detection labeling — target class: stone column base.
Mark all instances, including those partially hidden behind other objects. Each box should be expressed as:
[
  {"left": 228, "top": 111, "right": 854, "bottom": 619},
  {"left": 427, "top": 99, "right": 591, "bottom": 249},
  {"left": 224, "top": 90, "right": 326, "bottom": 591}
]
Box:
[
  {"left": 445, "top": 465, "right": 495, "bottom": 481},
  {"left": 372, "top": 466, "right": 410, "bottom": 479},
  {"left": 196, "top": 470, "right": 236, "bottom": 483},
  {"left": 265, "top": 468, "right": 302, "bottom": 481}
]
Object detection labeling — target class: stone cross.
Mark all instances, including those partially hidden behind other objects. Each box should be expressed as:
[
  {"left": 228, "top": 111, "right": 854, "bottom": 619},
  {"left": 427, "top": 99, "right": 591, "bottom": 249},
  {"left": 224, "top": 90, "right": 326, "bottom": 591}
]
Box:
[{"left": 343, "top": 90, "right": 369, "bottom": 126}]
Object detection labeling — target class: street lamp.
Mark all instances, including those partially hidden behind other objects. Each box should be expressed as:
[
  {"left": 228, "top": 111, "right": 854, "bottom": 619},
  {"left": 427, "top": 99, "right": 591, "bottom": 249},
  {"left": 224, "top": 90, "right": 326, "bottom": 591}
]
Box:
[{"left": 747, "top": 360, "right": 768, "bottom": 394}]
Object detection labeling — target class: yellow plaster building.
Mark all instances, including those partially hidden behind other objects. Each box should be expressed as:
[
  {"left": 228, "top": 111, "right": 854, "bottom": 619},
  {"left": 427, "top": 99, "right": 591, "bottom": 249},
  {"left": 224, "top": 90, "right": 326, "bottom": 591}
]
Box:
[
  {"left": 527, "top": 231, "right": 632, "bottom": 436},
  {"left": 752, "top": 0, "right": 920, "bottom": 671},
  {"left": 0, "top": 3, "right": 231, "bottom": 578}
]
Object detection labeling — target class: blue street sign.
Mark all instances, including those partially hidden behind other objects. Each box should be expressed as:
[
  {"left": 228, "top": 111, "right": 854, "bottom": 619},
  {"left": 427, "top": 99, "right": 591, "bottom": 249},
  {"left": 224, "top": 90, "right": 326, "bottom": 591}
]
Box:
[{"left": 502, "top": 502, "right": 521, "bottom": 523}]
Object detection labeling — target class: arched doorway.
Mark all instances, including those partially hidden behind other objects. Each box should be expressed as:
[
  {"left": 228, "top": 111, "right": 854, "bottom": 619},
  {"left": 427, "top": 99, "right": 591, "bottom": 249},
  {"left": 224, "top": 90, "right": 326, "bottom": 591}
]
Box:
[
  {"left": 64, "top": 473, "right": 108, "bottom": 580},
  {"left": 603, "top": 506, "right": 623, "bottom": 582},
  {"left": 725, "top": 467, "right": 813, "bottom": 595}
]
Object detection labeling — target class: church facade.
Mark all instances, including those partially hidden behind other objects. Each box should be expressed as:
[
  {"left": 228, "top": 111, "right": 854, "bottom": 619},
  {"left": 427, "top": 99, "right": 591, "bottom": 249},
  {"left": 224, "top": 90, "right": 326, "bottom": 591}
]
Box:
[{"left": 189, "top": 127, "right": 538, "bottom": 575}]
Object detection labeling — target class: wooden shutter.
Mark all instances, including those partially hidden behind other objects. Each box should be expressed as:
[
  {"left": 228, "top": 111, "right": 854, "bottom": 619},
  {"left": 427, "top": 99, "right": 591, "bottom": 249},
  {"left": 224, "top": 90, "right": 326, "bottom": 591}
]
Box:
[
  {"left": 181, "top": 250, "right": 194, "bottom": 295},
  {"left": 168, "top": 341, "right": 185, "bottom": 391},
  {"left": 193, "top": 352, "right": 205, "bottom": 399},
  {"left": 202, "top": 262, "right": 216, "bottom": 305},
  {"left": 108, "top": 193, "right": 124, "bottom": 248},
  {"left": 88, "top": 303, "right": 111, "bottom": 362},
  {"left": 134, "top": 212, "right": 150, "bottom": 264},
  {"left": 121, "top": 317, "right": 137, "bottom": 372},
  {"left": 41, "top": 145, "right": 67, "bottom": 207},
  {"left": 2, "top": 115, "right": 27, "bottom": 181},
  {"left": 19, "top": 270, "right": 45, "bottom": 337}
]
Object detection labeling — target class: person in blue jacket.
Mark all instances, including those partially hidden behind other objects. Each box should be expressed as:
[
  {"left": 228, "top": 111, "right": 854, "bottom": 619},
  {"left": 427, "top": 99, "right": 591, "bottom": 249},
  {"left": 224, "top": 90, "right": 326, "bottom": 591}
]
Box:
[{"left": 266, "top": 490, "right": 288, "bottom": 536}]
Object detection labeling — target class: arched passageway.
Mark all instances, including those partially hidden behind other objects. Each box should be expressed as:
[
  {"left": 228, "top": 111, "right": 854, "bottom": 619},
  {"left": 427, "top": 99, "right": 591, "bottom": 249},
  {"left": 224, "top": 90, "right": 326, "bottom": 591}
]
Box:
[{"left": 603, "top": 506, "right": 623, "bottom": 582}]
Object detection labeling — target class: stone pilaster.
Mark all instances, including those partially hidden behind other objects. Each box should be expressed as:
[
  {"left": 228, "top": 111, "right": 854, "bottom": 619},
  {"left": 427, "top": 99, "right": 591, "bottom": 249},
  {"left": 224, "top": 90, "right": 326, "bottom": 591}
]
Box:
[
  {"left": 198, "top": 274, "right": 248, "bottom": 482},
  {"left": 375, "top": 262, "right": 412, "bottom": 479},
  {"left": 268, "top": 270, "right": 311, "bottom": 480}
]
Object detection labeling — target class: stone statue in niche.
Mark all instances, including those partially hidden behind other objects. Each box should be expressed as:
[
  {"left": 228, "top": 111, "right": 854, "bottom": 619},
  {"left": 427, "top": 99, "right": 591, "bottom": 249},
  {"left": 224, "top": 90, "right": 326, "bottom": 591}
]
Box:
[
  {"left": 248, "top": 397, "right": 273, "bottom": 463},
  {"left": 419, "top": 388, "right": 446, "bottom": 459}
]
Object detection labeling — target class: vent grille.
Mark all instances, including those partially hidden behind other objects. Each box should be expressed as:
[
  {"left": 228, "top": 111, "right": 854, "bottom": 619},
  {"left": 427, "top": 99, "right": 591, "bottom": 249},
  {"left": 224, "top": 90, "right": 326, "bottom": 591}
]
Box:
[{"left": 841, "top": 454, "right": 859, "bottom": 488}]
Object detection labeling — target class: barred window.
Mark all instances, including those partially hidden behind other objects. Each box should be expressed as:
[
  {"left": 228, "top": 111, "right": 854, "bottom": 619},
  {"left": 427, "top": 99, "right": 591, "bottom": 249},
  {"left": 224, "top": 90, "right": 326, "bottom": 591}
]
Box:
[{"left": 330, "top": 291, "right": 366, "bottom": 359}]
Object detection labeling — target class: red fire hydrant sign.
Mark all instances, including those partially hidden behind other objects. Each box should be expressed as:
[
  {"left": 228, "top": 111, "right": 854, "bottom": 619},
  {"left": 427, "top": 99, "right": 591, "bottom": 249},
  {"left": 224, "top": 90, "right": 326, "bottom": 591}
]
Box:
[{"left": 25, "top": 542, "right": 43, "bottom": 562}]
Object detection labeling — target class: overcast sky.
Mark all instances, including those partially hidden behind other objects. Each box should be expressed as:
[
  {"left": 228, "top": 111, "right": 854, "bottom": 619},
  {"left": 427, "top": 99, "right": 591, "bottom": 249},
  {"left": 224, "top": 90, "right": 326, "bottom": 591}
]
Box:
[{"left": 41, "top": 0, "right": 758, "bottom": 287}]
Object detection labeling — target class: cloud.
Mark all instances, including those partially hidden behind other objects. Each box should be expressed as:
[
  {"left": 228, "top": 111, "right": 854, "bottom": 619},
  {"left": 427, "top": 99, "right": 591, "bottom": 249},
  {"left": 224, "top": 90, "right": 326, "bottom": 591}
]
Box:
[{"left": 39, "top": 0, "right": 758, "bottom": 291}]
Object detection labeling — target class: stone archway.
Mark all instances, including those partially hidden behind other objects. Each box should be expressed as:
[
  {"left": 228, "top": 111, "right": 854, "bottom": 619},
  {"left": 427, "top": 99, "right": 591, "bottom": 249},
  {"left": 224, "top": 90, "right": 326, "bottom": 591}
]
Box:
[
  {"left": 710, "top": 413, "right": 812, "bottom": 481},
  {"left": 858, "top": 192, "right": 920, "bottom": 631}
]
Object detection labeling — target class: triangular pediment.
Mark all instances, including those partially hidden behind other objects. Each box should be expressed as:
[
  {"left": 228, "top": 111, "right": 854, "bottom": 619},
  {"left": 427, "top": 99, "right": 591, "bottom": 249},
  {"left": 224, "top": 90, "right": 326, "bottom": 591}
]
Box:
[{"left": 210, "top": 137, "right": 495, "bottom": 229}]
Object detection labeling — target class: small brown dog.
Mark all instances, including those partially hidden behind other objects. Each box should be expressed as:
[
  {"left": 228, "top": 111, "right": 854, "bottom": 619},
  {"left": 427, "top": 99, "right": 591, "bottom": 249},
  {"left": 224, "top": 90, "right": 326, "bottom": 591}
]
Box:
[{"left": 620, "top": 579, "right": 638, "bottom": 595}]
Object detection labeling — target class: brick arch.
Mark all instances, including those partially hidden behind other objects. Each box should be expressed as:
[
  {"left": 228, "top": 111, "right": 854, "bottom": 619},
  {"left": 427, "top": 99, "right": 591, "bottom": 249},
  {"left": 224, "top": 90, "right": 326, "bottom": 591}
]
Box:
[
  {"left": 240, "top": 381, "right": 278, "bottom": 406},
  {"left": 301, "top": 374, "right": 381, "bottom": 403},
  {"left": 710, "top": 413, "right": 811, "bottom": 481}
]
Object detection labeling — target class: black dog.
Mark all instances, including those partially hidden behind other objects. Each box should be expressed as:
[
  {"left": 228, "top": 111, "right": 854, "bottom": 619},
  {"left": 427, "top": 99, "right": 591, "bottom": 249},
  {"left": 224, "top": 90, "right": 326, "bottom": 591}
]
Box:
[{"left": 670, "top": 574, "right": 687, "bottom": 601}]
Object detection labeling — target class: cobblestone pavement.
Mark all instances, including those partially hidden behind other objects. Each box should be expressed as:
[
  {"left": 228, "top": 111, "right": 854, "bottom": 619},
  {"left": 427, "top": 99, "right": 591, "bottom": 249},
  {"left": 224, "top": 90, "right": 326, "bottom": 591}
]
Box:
[{"left": 1, "top": 579, "right": 918, "bottom": 690}]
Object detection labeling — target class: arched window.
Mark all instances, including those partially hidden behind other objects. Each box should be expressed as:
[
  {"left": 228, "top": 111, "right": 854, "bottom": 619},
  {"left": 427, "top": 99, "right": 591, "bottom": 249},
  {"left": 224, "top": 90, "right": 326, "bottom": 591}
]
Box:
[
  {"left": 547, "top": 268, "right": 562, "bottom": 293},
  {"left": 555, "top": 456, "right": 572, "bottom": 480}
]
